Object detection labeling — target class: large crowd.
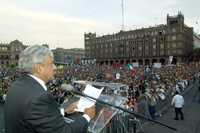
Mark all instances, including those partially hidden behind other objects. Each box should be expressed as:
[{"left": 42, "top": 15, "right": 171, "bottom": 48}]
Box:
[{"left": 1, "top": 62, "right": 200, "bottom": 120}]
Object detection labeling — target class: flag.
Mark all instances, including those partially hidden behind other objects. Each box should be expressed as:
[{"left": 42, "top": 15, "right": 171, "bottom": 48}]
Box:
[
  {"left": 127, "top": 64, "right": 133, "bottom": 70},
  {"left": 131, "top": 69, "right": 136, "bottom": 77}
]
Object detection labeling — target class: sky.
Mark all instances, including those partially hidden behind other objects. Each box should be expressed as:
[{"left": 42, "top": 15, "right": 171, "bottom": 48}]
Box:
[{"left": 0, "top": 0, "right": 199, "bottom": 49}]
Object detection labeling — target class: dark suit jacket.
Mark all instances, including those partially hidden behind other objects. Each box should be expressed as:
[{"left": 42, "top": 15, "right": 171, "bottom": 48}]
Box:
[{"left": 5, "top": 75, "right": 88, "bottom": 133}]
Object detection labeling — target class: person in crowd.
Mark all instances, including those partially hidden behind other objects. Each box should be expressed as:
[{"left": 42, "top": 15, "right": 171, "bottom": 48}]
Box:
[
  {"left": 148, "top": 90, "right": 157, "bottom": 119},
  {"left": 137, "top": 89, "right": 151, "bottom": 119},
  {"left": 171, "top": 91, "right": 184, "bottom": 120},
  {"left": 4, "top": 45, "right": 95, "bottom": 133}
]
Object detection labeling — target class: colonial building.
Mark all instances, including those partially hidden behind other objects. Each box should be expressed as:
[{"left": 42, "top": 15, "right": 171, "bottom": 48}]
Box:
[
  {"left": 193, "top": 33, "right": 200, "bottom": 49},
  {"left": 84, "top": 13, "right": 194, "bottom": 65},
  {"left": 52, "top": 48, "right": 85, "bottom": 65},
  {"left": 0, "top": 40, "right": 26, "bottom": 69},
  {"left": 190, "top": 34, "right": 200, "bottom": 62}
]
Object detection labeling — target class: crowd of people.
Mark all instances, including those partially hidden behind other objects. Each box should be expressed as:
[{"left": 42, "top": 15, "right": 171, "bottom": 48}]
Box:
[
  {"left": 49, "top": 63, "right": 199, "bottom": 119},
  {"left": 1, "top": 60, "right": 200, "bottom": 119},
  {"left": 2, "top": 45, "right": 200, "bottom": 133}
]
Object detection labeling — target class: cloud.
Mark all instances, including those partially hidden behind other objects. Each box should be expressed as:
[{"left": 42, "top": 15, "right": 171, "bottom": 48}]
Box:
[
  {"left": 0, "top": 0, "right": 199, "bottom": 49},
  {"left": 0, "top": 4, "right": 116, "bottom": 49}
]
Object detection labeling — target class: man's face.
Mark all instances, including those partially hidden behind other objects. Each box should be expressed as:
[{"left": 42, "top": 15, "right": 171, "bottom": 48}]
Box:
[{"left": 39, "top": 55, "right": 56, "bottom": 82}]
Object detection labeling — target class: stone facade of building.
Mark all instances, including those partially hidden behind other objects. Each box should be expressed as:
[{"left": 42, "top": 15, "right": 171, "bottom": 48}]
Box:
[
  {"left": 52, "top": 48, "right": 85, "bottom": 65},
  {"left": 0, "top": 40, "right": 26, "bottom": 69},
  {"left": 84, "top": 13, "right": 194, "bottom": 65}
]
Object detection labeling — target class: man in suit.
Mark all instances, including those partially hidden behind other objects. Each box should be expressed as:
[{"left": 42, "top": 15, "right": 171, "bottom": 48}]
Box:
[{"left": 5, "top": 45, "right": 95, "bottom": 133}]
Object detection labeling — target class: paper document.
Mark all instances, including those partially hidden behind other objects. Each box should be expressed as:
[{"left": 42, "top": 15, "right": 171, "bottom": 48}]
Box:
[{"left": 75, "top": 84, "right": 104, "bottom": 112}]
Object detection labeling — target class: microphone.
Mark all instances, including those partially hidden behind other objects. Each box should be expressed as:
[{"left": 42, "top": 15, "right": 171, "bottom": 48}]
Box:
[
  {"left": 61, "top": 84, "right": 74, "bottom": 91},
  {"left": 61, "top": 84, "right": 76, "bottom": 97},
  {"left": 61, "top": 84, "right": 176, "bottom": 131}
]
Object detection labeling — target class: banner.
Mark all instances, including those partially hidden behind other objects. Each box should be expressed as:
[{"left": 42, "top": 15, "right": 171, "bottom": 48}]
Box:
[
  {"left": 153, "top": 63, "right": 162, "bottom": 68},
  {"left": 132, "top": 62, "right": 139, "bottom": 68},
  {"left": 169, "top": 56, "right": 173, "bottom": 64}
]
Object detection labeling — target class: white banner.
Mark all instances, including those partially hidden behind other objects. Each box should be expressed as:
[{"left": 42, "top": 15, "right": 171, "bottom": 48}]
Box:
[
  {"left": 132, "top": 62, "right": 139, "bottom": 67},
  {"left": 153, "top": 63, "right": 162, "bottom": 68}
]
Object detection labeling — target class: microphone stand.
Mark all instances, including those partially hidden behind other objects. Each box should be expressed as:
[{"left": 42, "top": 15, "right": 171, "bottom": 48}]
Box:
[{"left": 71, "top": 89, "right": 177, "bottom": 131}]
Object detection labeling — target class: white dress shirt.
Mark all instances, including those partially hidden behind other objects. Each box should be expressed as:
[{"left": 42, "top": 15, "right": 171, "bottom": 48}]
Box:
[
  {"left": 29, "top": 74, "right": 47, "bottom": 91},
  {"left": 171, "top": 94, "right": 184, "bottom": 108},
  {"left": 29, "top": 74, "right": 90, "bottom": 122}
]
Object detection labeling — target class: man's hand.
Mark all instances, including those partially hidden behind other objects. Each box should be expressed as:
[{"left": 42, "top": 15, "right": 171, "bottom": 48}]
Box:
[
  {"left": 65, "top": 102, "right": 78, "bottom": 114},
  {"left": 84, "top": 106, "right": 96, "bottom": 119}
]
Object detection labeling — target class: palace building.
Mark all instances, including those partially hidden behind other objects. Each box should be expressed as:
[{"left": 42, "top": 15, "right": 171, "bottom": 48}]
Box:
[
  {"left": 84, "top": 13, "right": 194, "bottom": 65},
  {"left": 0, "top": 40, "right": 26, "bottom": 69}
]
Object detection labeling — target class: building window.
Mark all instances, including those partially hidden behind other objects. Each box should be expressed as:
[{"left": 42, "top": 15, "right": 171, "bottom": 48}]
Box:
[
  {"left": 160, "top": 50, "right": 164, "bottom": 56},
  {"left": 167, "top": 36, "right": 171, "bottom": 41},
  {"left": 126, "top": 48, "right": 129, "bottom": 52},
  {"left": 172, "top": 35, "right": 176, "bottom": 40},
  {"left": 105, "top": 44, "right": 107, "bottom": 48},
  {"left": 145, "top": 50, "right": 149, "bottom": 56},
  {"left": 86, "top": 46, "right": 90, "bottom": 50},
  {"left": 168, "top": 50, "right": 171, "bottom": 55},
  {"left": 177, "top": 49, "right": 182, "bottom": 54},
  {"left": 178, "top": 34, "right": 182, "bottom": 40},
  {"left": 153, "top": 38, "right": 156, "bottom": 43},
  {"left": 105, "top": 49, "right": 108, "bottom": 53},
  {"left": 153, "top": 51, "right": 156, "bottom": 56},
  {"left": 153, "top": 44, "right": 156, "bottom": 49},
  {"left": 139, "top": 52, "right": 142, "bottom": 57},
  {"left": 177, "top": 42, "right": 183, "bottom": 48},
  {"left": 172, "top": 50, "right": 177, "bottom": 54},
  {"left": 2, "top": 47, "right": 7, "bottom": 51},
  {"left": 115, "top": 48, "right": 118, "bottom": 53},
  {"left": 6, "top": 55, "right": 9, "bottom": 60},
  {"left": 167, "top": 43, "right": 170, "bottom": 49},
  {"left": 160, "top": 44, "right": 164, "bottom": 49},
  {"left": 172, "top": 43, "right": 177, "bottom": 48},
  {"left": 159, "top": 31, "right": 162, "bottom": 36},
  {"left": 172, "top": 28, "right": 176, "bottom": 33}
]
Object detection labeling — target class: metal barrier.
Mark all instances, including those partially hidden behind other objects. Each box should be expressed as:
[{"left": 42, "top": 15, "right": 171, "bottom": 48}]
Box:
[{"left": 98, "top": 111, "right": 143, "bottom": 133}]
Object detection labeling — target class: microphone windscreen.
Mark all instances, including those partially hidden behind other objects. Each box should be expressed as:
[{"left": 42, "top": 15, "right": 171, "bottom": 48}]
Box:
[{"left": 61, "top": 84, "right": 74, "bottom": 91}]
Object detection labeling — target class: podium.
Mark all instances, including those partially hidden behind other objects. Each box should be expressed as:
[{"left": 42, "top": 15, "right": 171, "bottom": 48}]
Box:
[
  {"left": 88, "top": 94, "right": 126, "bottom": 133},
  {"left": 62, "top": 81, "right": 128, "bottom": 133}
]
